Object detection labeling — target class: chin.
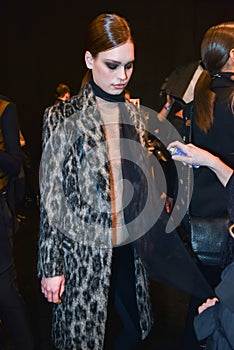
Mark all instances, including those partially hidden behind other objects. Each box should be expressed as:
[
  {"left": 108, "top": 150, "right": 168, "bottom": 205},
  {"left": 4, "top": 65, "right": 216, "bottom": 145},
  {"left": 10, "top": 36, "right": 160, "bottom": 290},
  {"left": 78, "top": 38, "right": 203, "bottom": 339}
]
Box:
[{"left": 112, "top": 88, "right": 124, "bottom": 95}]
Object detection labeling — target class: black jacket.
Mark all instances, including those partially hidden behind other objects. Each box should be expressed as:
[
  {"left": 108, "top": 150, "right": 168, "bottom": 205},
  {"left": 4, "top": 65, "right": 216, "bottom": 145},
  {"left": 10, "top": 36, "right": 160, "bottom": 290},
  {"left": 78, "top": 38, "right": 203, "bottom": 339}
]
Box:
[{"left": 0, "top": 95, "right": 21, "bottom": 273}]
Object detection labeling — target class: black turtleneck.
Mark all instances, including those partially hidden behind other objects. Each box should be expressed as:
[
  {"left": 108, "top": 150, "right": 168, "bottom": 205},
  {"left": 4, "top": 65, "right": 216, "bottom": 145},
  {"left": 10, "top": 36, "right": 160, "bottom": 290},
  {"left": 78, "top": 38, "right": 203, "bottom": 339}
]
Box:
[{"left": 90, "top": 77, "right": 125, "bottom": 103}]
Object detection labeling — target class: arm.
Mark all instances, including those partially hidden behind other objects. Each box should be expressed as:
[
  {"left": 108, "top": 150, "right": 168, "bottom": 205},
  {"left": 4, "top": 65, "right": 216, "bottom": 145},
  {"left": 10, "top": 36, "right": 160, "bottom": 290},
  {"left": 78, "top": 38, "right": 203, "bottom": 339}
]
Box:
[
  {"left": 194, "top": 302, "right": 219, "bottom": 342},
  {"left": 0, "top": 103, "right": 21, "bottom": 176},
  {"left": 167, "top": 140, "right": 233, "bottom": 187},
  {"left": 157, "top": 95, "right": 175, "bottom": 122},
  {"left": 38, "top": 106, "right": 66, "bottom": 303},
  {"left": 38, "top": 207, "right": 65, "bottom": 303}
]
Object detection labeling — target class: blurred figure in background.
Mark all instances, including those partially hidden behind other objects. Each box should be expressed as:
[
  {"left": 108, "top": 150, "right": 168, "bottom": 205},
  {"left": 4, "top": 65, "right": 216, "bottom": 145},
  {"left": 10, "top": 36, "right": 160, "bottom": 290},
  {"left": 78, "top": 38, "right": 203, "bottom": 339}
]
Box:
[{"left": 54, "top": 83, "right": 71, "bottom": 104}]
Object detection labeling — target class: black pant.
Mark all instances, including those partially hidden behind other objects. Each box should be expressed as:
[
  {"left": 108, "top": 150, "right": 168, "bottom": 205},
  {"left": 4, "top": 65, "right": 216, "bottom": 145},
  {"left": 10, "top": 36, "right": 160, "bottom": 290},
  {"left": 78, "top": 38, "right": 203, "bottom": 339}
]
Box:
[
  {"left": 0, "top": 266, "right": 35, "bottom": 350},
  {"left": 104, "top": 245, "right": 143, "bottom": 350},
  {"left": 0, "top": 191, "right": 34, "bottom": 349}
]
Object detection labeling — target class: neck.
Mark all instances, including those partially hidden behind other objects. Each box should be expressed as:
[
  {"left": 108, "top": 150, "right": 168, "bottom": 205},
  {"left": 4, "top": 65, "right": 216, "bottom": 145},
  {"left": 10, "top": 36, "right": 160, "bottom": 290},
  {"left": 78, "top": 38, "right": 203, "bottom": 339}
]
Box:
[{"left": 90, "top": 77, "right": 125, "bottom": 102}]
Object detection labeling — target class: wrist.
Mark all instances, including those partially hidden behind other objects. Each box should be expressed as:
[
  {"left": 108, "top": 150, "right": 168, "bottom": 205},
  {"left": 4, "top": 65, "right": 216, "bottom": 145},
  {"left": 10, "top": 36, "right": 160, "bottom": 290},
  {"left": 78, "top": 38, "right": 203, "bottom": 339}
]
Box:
[
  {"left": 208, "top": 155, "right": 220, "bottom": 169},
  {"left": 163, "top": 104, "right": 171, "bottom": 111}
]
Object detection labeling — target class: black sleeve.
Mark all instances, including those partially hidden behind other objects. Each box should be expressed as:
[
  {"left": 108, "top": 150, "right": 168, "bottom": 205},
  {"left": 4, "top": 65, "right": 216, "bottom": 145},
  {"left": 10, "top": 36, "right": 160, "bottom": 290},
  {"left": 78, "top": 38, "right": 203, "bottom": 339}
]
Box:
[
  {"left": 0, "top": 103, "right": 22, "bottom": 176},
  {"left": 193, "top": 305, "right": 217, "bottom": 341},
  {"left": 226, "top": 173, "right": 234, "bottom": 222}
]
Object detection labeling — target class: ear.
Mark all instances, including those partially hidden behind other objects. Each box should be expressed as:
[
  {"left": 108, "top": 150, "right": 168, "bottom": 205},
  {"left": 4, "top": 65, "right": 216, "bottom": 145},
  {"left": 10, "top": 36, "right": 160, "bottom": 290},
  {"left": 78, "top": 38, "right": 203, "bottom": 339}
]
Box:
[
  {"left": 85, "top": 51, "right": 94, "bottom": 69},
  {"left": 230, "top": 48, "right": 234, "bottom": 62}
]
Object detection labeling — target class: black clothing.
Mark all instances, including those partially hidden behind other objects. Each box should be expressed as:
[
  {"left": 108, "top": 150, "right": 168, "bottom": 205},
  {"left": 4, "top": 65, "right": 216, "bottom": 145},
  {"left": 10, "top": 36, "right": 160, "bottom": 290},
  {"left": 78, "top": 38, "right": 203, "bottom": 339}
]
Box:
[
  {"left": 0, "top": 96, "right": 21, "bottom": 181},
  {"left": 105, "top": 245, "right": 143, "bottom": 350},
  {"left": 182, "top": 73, "right": 234, "bottom": 350},
  {"left": 189, "top": 73, "right": 234, "bottom": 218},
  {"left": 0, "top": 192, "right": 13, "bottom": 277},
  {"left": 195, "top": 292, "right": 234, "bottom": 350},
  {"left": 0, "top": 95, "right": 21, "bottom": 273},
  {"left": 0, "top": 95, "right": 35, "bottom": 349},
  {"left": 0, "top": 267, "right": 34, "bottom": 350},
  {"left": 90, "top": 77, "right": 125, "bottom": 102},
  {"left": 194, "top": 175, "right": 234, "bottom": 350}
]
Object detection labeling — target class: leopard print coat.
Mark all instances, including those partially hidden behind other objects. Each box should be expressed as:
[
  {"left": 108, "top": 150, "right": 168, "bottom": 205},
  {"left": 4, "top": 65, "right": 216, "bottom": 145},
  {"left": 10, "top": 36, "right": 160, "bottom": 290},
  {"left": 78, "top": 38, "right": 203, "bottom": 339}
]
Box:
[{"left": 38, "top": 83, "right": 154, "bottom": 349}]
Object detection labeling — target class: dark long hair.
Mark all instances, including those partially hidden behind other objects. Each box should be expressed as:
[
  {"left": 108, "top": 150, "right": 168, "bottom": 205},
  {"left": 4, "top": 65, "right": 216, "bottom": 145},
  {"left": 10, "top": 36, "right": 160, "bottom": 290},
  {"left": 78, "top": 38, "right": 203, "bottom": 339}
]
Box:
[
  {"left": 81, "top": 13, "right": 134, "bottom": 87},
  {"left": 194, "top": 22, "right": 234, "bottom": 132}
]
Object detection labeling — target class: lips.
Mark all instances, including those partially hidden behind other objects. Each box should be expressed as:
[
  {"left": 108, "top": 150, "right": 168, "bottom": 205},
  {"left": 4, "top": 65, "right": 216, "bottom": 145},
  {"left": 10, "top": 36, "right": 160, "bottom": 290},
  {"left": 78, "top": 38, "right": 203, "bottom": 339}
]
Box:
[{"left": 113, "top": 84, "right": 125, "bottom": 89}]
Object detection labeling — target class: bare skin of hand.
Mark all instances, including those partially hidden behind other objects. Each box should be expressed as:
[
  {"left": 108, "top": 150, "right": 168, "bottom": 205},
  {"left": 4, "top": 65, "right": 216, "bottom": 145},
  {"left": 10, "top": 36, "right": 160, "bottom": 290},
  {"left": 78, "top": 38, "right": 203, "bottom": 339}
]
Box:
[
  {"left": 41, "top": 275, "right": 65, "bottom": 304},
  {"left": 160, "top": 192, "right": 174, "bottom": 214},
  {"left": 167, "top": 140, "right": 233, "bottom": 187},
  {"left": 165, "top": 196, "right": 174, "bottom": 214},
  {"left": 198, "top": 297, "right": 219, "bottom": 314},
  {"left": 167, "top": 141, "right": 213, "bottom": 167}
]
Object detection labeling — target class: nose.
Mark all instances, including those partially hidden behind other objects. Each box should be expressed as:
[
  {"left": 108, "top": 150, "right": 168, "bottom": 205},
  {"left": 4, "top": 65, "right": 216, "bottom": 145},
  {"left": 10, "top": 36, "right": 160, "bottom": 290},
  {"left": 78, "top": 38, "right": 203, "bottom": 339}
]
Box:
[{"left": 118, "top": 66, "right": 128, "bottom": 81}]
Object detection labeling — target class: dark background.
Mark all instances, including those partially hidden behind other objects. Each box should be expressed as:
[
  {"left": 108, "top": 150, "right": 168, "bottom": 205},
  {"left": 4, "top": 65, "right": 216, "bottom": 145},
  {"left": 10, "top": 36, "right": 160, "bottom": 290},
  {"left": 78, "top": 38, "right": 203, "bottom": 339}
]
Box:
[{"left": 1, "top": 0, "right": 233, "bottom": 161}]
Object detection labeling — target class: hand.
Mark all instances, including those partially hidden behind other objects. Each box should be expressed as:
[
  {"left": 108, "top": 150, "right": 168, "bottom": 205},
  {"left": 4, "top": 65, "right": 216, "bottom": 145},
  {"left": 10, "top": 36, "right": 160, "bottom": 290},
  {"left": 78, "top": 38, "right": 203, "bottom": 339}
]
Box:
[
  {"left": 41, "top": 275, "right": 65, "bottom": 303},
  {"left": 160, "top": 192, "right": 174, "bottom": 214},
  {"left": 198, "top": 297, "right": 219, "bottom": 314},
  {"left": 167, "top": 141, "right": 233, "bottom": 187},
  {"left": 165, "top": 196, "right": 174, "bottom": 214},
  {"left": 158, "top": 95, "right": 175, "bottom": 122},
  {"left": 166, "top": 94, "right": 175, "bottom": 106},
  {"left": 167, "top": 141, "right": 214, "bottom": 167}
]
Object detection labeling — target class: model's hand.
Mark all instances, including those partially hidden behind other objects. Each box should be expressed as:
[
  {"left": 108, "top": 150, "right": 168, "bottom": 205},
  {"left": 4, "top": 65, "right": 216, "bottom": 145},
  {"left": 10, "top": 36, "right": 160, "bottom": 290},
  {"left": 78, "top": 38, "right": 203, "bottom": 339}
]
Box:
[
  {"left": 198, "top": 297, "right": 219, "bottom": 314},
  {"left": 41, "top": 275, "right": 65, "bottom": 303},
  {"left": 165, "top": 196, "right": 174, "bottom": 214}
]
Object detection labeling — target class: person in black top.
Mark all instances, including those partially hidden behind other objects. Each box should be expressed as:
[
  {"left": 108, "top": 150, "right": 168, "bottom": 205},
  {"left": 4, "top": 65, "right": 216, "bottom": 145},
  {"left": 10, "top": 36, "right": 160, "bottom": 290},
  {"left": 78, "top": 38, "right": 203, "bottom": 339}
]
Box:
[
  {"left": 167, "top": 140, "right": 234, "bottom": 350},
  {"left": 168, "top": 22, "right": 234, "bottom": 350},
  {"left": 0, "top": 95, "right": 34, "bottom": 349}
]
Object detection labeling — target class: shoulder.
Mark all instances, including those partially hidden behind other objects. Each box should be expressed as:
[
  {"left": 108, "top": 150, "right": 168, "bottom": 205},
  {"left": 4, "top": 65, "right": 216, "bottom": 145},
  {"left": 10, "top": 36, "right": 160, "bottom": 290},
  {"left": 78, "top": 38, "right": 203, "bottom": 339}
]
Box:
[
  {"left": 0, "top": 95, "right": 15, "bottom": 108},
  {"left": 44, "top": 84, "right": 94, "bottom": 123},
  {"left": 0, "top": 96, "right": 17, "bottom": 120},
  {"left": 0, "top": 94, "right": 11, "bottom": 102},
  {"left": 0, "top": 95, "right": 12, "bottom": 109},
  {"left": 42, "top": 85, "right": 96, "bottom": 142},
  {"left": 42, "top": 93, "right": 82, "bottom": 129}
]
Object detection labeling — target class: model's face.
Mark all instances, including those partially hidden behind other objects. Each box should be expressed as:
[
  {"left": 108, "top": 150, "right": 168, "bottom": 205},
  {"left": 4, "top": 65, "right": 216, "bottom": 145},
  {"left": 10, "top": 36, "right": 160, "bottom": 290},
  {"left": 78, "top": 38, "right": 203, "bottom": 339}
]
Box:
[{"left": 85, "top": 40, "right": 135, "bottom": 95}]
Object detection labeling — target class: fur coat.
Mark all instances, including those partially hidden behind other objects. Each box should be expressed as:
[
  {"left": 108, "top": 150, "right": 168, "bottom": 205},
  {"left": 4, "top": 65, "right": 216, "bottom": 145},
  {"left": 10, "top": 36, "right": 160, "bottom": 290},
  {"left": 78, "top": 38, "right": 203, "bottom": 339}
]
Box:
[{"left": 38, "top": 83, "right": 154, "bottom": 349}]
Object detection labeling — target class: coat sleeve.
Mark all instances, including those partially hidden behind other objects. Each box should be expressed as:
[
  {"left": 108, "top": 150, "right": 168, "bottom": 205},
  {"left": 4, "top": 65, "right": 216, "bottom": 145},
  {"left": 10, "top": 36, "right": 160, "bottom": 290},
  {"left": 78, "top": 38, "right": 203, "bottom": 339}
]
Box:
[
  {"left": 194, "top": 300, "right": 234, "bottom": 348},
  {"left": 37, "top": 106, "right": 65, "bottom": 278},
  {"left": 193, "top": 305, "right": 217, "bottom": 341},
  {"left": 217, "top": 304, "right": 234, "bottom": 347}
]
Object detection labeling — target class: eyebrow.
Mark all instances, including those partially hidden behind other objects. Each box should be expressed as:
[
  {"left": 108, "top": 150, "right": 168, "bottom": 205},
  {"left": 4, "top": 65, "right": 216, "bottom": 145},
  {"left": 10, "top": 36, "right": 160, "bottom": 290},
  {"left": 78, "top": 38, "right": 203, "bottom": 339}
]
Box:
[{"left": 104, "top": 59, "right": 135, "bottom": 64}]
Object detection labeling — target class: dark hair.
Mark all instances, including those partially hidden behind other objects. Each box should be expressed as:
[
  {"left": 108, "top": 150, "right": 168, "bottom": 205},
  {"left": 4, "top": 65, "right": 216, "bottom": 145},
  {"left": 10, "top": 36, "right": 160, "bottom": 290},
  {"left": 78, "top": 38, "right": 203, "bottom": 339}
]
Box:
[
  {"left": 55, "top": 83, "right": 70, "bottom": 98},
  {"left": 81, "top": 13, "right": 134, "bottom": 86},
  {"left": 201, "top": 22, "right": 234, "bottom": 73},
  {"left": 194, "top": 22, "right": 234, "bottom": 132}
]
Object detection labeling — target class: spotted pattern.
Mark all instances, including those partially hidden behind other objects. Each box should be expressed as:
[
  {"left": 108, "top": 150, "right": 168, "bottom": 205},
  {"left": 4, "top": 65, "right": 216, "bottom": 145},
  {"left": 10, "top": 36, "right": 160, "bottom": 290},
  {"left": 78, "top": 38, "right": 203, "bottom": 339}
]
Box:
[{"left": 38, "top": 84, "right": 154, "bottom": 349}]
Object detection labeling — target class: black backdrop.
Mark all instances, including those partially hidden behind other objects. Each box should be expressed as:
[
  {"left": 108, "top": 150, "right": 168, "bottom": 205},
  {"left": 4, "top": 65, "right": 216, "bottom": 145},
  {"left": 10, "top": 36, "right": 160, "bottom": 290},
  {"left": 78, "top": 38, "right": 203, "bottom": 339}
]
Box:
[{"left": 0, "top": 0, "right": 233, "bottom": 160}]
